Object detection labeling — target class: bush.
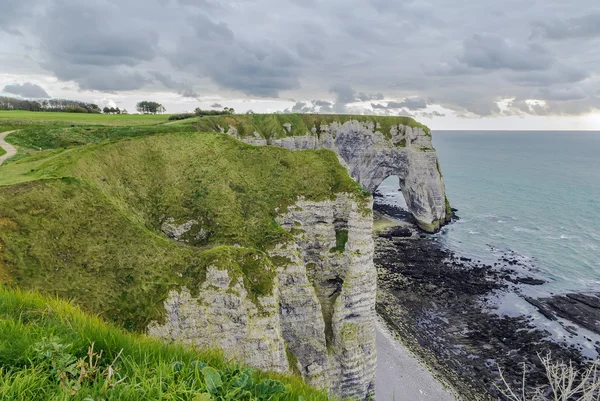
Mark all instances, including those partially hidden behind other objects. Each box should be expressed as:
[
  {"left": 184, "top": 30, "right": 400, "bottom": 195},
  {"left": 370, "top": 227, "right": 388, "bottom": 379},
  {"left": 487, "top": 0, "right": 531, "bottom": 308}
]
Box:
[
  {"left": 495, "top": 353, "right": 600, "bottom": 400},
  {"left": 194, "top": 108, "right": 235, "bottom": 116},
  {"left": 64, "top": 106, "right": 89, "bottom": 113},
  {"left": 168, "top": 113, "right": 196, "bottom": 121}
]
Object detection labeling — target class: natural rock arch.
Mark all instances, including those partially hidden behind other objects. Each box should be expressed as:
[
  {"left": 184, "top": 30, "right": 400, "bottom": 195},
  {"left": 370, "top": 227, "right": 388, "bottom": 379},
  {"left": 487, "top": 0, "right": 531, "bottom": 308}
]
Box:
[{"left": 251, "top": 119, "right": 450, "bottom": 232}]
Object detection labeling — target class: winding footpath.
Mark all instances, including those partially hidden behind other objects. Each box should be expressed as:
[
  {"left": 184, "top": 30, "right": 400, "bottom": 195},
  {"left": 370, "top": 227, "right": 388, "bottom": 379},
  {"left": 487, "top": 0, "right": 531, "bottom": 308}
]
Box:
[{"left": 0, "top": 131, "right": 17, "bottom": 166}]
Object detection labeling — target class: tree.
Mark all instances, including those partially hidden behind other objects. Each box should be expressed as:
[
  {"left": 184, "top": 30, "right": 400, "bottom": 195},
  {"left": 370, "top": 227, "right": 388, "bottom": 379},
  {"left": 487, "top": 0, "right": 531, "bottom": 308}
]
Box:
[
  {"left": 103, "top": 107, "right": 110, "bottom": 114},
  {"left": 135, "top": 101, "right": 165, "bottom": 114}
]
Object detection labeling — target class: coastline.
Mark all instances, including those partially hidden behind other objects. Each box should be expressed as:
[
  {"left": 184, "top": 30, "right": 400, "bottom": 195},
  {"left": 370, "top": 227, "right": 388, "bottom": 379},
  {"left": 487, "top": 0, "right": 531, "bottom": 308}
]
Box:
[{"left": 373, "top": 201, "right": 600, "bottom": 400}]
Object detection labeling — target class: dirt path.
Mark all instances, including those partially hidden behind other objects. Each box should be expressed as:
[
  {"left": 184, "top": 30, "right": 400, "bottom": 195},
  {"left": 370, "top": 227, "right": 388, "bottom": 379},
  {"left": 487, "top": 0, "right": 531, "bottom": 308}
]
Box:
[{"left": 0, "top": 131, "right": 17, "bottom": 166}]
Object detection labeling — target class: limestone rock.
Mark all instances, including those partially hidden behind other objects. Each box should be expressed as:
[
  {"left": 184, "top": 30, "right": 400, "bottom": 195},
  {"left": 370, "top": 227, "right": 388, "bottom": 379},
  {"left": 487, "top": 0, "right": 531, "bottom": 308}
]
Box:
[
  {"left": 233, "top": 119, "right": 449, "bottom": 232},
  {"left": 161, "top": 218, "right": 205, "bottom": 242},
  {"left": 148, "top": 266, "right": 288, "bottom": 372},
  {"left": 149, "top": 194, "right": 377, "bottom": 400}
]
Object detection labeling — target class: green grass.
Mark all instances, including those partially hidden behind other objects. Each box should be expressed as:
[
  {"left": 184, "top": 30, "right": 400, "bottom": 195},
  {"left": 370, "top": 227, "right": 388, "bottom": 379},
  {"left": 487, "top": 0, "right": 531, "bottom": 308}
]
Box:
[
  {"left": 5, "top": 123, "right": 199, "bottom": 152},
  {"left": 0, "top": 147, "right": 5, "bottom": 157},
  {"left": 0, "top": 132, "right": 368, "bottom": 330},
  {"left": 0, "top": 110, "right": 171, "bottom": 125},
  {"left": 329, "top": 230, "right": 348, "bottom": 253},
  {"left": 0, "top": 288, "right": 330, "bottom": 401}
]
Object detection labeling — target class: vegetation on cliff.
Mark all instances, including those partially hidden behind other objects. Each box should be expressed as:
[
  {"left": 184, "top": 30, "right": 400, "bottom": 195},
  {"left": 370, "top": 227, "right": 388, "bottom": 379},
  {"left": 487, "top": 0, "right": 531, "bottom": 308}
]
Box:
[
  {"left": 0, "top": 288, "right": 330, "bottom": 400},
  {"left": 191, "top": 113, "right": 430, "bottom": 139},
  {"left": 0, "top": 124, "right": 367, "bottom": 330}
]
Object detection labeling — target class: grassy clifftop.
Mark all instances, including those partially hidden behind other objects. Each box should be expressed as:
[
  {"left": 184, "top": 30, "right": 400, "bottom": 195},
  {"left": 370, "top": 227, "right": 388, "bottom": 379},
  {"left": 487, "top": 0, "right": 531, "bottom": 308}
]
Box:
[
  {"left": 1, "top": 113, "right": 430, "bottom": 160},
  {"left": 0, "top": 131, "right": 368, "bottom": 331},
  {"left": 191, "top": 114, "right": 430, "bottom": 139},
  {"left": 0, "top": 288, "right": 329, "bottom": 400}
]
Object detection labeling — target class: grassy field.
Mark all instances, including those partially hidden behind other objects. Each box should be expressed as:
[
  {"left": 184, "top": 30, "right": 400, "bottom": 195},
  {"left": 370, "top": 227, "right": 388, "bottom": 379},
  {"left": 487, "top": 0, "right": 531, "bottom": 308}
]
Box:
[
  {"left": 0, "top": 110, "right": 171, "bottom": 125},
  {"left": 0, "top": 288, "right": 330, "bottom": 401}
]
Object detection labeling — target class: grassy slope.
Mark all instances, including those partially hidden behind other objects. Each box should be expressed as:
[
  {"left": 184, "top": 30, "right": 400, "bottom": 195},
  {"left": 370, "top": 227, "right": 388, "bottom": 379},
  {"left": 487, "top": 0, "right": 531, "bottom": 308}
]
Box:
[
  {"left": 0, "top": 132, "right": 367, "bottom": 331},
  {"left": 0, "top": 288, "right": 330, "bottom": 401}
]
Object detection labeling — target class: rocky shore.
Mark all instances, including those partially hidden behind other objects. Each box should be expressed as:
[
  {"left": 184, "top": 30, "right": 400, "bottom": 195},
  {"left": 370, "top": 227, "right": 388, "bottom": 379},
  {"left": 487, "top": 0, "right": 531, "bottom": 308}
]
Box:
[{"left": 374, "top": 201, "right": 600, "bottom": 400}]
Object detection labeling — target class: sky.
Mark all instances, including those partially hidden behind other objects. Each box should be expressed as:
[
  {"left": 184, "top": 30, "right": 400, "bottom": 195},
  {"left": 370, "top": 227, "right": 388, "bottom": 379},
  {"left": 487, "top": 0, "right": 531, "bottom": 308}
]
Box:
[{"left": 0, "top": 0, "right": 599, "bottom": 130}]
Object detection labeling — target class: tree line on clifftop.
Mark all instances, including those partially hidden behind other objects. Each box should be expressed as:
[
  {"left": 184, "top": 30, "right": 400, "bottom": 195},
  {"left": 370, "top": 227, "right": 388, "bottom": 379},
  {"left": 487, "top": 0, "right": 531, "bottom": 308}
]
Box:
[
  {"left": 0, "top": 96, "right": 102, "bottom": 113},
  {"left": 0, "top": 95, "right": 238, "bottom": 117}
]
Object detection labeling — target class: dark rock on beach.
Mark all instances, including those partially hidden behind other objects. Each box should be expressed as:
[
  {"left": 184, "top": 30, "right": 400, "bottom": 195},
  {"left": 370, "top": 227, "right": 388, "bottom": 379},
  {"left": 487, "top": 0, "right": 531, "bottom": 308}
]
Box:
[
  {"left": 527, "top": 293, "right": 600, "bottom": 335},
  {"left": 373, "top": 203, "right": 588, "bottom": 400}
]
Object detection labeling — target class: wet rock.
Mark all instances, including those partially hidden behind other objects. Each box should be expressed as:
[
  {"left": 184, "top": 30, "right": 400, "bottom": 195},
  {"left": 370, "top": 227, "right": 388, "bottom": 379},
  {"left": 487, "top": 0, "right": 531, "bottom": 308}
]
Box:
[
  {"left": 532, "top": 293, "right": 600, "bottom": 335},
  {"left": 379, "top": 226, "right": 413, "bottom": 239}
]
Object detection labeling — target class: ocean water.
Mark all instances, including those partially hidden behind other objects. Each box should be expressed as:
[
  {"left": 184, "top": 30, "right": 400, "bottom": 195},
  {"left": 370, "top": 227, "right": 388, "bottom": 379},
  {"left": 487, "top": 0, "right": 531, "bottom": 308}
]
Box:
[{"left": 379, "top": 131, "right": 600, "bottom": 294}]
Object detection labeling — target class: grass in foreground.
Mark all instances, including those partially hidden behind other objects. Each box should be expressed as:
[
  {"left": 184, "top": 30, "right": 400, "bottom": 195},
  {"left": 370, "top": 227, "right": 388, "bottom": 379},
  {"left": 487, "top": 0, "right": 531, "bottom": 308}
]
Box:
[{"left": 0, "top": 288, "right": 329, "bottom": 401}]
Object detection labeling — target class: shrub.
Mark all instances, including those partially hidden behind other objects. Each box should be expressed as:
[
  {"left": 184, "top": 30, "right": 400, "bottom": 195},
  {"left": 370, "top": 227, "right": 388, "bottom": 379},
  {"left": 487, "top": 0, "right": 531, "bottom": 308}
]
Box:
[
  {"left": 168, "top": 113, "right": 196, "bottom": 121},
  {"left": 64, "top": 106, "right": 89, "bottom": 113},
  {"left": 495, "top": 353, "right": 600, "bottom": 400}
]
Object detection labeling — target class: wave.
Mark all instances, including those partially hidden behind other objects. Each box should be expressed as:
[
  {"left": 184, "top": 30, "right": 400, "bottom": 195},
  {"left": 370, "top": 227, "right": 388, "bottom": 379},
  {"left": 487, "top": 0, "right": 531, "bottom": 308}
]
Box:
[{"left": 513, "top": 226, "right": 536, "bottom": 233}]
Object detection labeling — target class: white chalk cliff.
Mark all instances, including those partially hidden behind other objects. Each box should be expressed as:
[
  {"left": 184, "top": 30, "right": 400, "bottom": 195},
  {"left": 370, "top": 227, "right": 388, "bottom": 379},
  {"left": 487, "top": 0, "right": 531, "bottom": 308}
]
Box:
[
  {"left": 149, "top": 117, "right": 448, "bottom": 400},
  {"left": 149, "top": 194, "right": 376, "bottom": 399}
]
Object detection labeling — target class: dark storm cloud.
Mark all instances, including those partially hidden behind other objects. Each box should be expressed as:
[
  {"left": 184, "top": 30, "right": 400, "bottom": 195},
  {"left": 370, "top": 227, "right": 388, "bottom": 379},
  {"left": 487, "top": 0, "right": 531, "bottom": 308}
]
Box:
[
  {"left": 172, "top": 13, "right": 302, "bottom": 97},
  {"left": 534, "top": 87, "right": 588, "bottom": 101},
  {"left": 35, "top": 0, "right": 159, "bottom": 91},
  {"left": 508, "top": 65, "right": 589, "bottom": 86},
  {"left": 357, "top": 92, "right": 384, "bottom": 102},
  {"left": 533, "top": 12, "right": 600, "bottom": 40},
  {"left": 313, "top": 100, "right": 332, "bottom": 107},
  {"left": 460, "top": 34, "right": 553, "bottom": 71},
  {"left": 389, "top": 98, "right": 427, "bottom": 110},
  {"left": 150, "top": 71, "right": 199, "bottom": 98},
  {"left": 329, "top": 84, "right": 356, "bottom": 113},
  {"left": 0, "top": 1, "right": 33, "bottom": 35},
  {"left": 2, "top": 82, "right": 50, "bottom": 98},
  {"left": 1, "top": 0, "right": 599, "bottom": 117}
]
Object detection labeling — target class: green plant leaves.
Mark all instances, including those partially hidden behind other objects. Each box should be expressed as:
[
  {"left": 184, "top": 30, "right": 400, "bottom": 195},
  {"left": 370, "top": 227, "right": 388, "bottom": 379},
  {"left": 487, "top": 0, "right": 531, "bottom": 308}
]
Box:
[
  {"left": 202, "top": 366, "right": 223, "bottom": 395},
  {"left": 255, "top": 379, "right": 286, "bottom": 399}
]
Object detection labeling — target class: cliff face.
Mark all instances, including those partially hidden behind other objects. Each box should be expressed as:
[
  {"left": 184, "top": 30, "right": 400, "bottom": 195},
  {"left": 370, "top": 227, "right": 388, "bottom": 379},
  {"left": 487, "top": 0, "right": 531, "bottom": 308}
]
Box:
[
  {"left": 222, "top": 118, "right": 449, "bottom": 232},
  {"left": 148, "top": 194, "right": 376, "bottom": 400},
  {"left": 0, "top": 117, "right": 447, "bottom": 401}
]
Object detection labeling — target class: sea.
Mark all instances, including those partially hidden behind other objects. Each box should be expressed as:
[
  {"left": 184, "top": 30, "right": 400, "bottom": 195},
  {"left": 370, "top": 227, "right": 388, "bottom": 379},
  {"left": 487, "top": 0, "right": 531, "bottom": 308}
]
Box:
[{"left": 378, "top": 130, "right": 600, "bottom": 295}]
